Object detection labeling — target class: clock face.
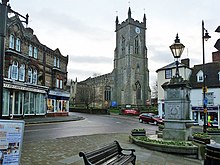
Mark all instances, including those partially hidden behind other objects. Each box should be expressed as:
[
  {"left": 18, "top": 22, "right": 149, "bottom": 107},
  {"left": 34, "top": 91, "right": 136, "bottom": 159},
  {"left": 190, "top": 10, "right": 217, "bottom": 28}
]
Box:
[{"left": 135, "top": 27, "right": 140, "bottom": 34}]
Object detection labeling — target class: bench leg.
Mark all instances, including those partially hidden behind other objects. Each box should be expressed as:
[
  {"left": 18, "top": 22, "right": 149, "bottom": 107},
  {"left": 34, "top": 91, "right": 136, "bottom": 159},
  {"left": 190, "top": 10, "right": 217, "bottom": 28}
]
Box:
[{"left": 132, "top": 157, "right": 136, "bottom": 165}]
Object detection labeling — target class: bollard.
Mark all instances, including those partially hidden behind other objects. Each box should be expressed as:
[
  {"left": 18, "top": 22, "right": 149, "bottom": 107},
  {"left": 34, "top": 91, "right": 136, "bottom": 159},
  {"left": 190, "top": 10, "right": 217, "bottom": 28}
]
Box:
[{"left": 204, "top": 143, "right": 220, "bottom": 165}]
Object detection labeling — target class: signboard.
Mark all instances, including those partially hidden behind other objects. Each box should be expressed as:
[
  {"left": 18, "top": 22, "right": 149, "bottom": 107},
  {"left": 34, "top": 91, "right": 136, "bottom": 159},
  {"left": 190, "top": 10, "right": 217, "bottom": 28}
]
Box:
[{"left": 0, "top": 120, "right": 25, "bottom": 165}]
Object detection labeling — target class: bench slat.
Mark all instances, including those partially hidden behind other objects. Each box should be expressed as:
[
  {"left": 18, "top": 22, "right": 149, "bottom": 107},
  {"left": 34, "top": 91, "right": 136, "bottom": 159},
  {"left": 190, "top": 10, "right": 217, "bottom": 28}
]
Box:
[{"left": 79, "top": 141, "right": 136, "bottom": 165}]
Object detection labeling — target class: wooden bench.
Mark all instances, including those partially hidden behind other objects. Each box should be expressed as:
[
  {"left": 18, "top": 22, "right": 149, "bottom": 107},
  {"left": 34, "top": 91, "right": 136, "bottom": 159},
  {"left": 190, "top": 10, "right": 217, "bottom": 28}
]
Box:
[{"left": 79, "top": 140, "right": 136, "bottom": 165}]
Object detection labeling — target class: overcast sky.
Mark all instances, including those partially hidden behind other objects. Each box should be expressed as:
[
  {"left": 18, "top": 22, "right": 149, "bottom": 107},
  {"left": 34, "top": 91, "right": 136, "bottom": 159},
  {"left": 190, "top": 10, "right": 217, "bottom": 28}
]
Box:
[{"left": 10, "top": 0, "right": 220, "bottom": 88}]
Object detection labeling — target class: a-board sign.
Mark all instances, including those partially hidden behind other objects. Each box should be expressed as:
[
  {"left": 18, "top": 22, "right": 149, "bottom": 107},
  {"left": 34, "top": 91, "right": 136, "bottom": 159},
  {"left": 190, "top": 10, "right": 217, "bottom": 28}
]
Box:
[{"left": 0, "top": 120, "right": 25, "bottom": 165}]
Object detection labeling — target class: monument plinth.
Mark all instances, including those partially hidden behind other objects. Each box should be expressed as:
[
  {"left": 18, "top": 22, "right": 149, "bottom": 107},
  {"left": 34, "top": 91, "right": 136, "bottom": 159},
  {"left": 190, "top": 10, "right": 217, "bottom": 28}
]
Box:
[{"left": 162, "top": 76, "right": 194, "bottom": 141}]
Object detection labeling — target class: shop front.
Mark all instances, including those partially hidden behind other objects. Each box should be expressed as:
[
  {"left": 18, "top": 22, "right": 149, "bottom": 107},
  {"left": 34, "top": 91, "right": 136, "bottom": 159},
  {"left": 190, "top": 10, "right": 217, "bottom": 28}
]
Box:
[
  {"left": 192, "top": 106, "right": 220, "bottom": 128},
  {"left": 47, "top": 90, "right": 70, "bottom": 114},
  {"left": 3, "top": 81, "right": 48, "bottom": 117}
]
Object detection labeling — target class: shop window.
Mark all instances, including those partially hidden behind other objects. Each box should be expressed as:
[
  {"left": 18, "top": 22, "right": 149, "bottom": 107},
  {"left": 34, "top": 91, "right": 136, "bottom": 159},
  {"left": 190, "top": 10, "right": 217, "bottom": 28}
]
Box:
[
  {"left": 9, "top": 34, "right": 14, "bottom": 49},
  {"left": 16, "top": 38, "right": 21, "bottom": 52},
  {"left": 19, "top": 64, "right": 25, "bottom": 81},
  {"left": 29, "top": 44, "right": 33, "bottom": 56}
]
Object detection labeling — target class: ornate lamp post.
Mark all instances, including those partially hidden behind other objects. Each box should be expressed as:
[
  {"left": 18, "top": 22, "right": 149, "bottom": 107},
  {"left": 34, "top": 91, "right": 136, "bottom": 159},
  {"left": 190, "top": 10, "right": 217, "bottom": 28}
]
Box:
[
  {"left": 169, "top": 34, "right": 185, "bottom": 77},
  {"left": 202, "top": 20, "right": 211, "bottom": 133}
]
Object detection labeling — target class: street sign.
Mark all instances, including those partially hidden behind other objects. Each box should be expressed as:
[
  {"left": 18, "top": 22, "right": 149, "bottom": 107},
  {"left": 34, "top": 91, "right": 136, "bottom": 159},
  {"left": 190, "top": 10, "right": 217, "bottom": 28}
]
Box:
[{"left": 204, "top": 97, "right": 208, "bottom": 106}]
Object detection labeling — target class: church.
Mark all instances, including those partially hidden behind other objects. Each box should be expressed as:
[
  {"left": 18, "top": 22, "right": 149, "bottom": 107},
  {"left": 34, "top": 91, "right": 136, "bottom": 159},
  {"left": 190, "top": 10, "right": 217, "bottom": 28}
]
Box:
[{"left": 74, "top": 8, "right": 151, "bottom": 109}]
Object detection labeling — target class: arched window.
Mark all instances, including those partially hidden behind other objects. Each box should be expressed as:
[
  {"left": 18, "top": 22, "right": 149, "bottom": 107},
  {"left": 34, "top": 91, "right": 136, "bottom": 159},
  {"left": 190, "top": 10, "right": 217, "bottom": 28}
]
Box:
[
  {"left": 28, "top": 67, "right": 32, "bottom": 83},
  {"left": 11, "top": 61, "right": 18, "bottom": 80},
  {"left": 19, "top": 64, "right": 25, "bottom": 81},
  {"left": 135, "top": 81, "right": 141, "bottom": 100},
  {"left": 32, "top": 69, "right": 37, "bottom": 84},
  {"left": 104, "top": 86, "right": 111, "bottom": 101},
  {"left": 134, "top": 36, "right": 139, "bottom": 54},
  {"left": 9, "top": 34, "right": 14, "bottom": 49}
]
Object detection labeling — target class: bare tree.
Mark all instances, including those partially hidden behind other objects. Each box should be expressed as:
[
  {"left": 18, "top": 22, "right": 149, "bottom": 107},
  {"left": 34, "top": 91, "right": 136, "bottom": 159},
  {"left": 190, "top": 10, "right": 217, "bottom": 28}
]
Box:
[{"left": 151, "top": 80, "right": 158, "bottom": 99}]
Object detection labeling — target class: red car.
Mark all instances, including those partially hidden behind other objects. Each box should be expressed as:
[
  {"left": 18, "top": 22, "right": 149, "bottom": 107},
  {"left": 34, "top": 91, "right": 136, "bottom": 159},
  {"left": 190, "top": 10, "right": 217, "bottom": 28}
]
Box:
[
  {"left": 139, "top": 113, "right": 163, "bottom": 125},
  {"left": 121, "top": 108, "right": 140, "bottom": 115}
]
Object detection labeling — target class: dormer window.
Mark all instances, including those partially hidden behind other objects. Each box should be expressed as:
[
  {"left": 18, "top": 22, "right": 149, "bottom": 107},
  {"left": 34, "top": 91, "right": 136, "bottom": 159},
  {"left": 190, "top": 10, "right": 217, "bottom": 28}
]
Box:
[{"left": 196, "top": 70, "right": 204, "bottom": 82}]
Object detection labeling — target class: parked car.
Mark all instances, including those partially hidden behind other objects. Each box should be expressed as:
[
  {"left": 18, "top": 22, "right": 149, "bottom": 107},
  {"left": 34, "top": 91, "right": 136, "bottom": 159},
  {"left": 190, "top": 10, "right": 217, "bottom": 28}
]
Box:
[
  {"left": 121, "top": 108, "right": 140, "bottom": 115},
  {"left": 120, "top": 104, "right": 140, "bottom": 115},
  {"left": 139, "top": 113, "right": 163, "bottom": 125}
]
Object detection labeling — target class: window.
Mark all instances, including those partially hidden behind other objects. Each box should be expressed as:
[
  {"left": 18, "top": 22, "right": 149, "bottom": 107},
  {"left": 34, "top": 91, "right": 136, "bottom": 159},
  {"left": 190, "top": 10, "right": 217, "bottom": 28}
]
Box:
[
  {"left": 28, "top": 67, "right": 32, "bottom": 83},
  {"left": 11, "top": 61, "right": 18, "bottom": 80},
  {"left": 134, "top": 36, "right": 139, "bottom": 54},
  {"left": 19, "top": 64, "right": 25, "bottom": 81},
  {"left": 29, "top": 45, "right": 33, "bottom": 56},
  {"left": 135, "top": 81, "right": 141, "bottom": 100},
  {"left": 196, "top": 70, "right": 204, "bottom": 82},
  {"left": 15, "top": 38, "right": 21, "bottom": 52},
  {"left": 32, "top": 69, "right": 37, "bottom": 84},
  {"left": 60, "top": 79, "right": 63, "bottom": 89},
  {"left": 218, "top": 72, "right": 220, "bottom": 81},
  {"left": 104, "top": 86, "right": 111, "bottom": 101},
  {"left": 165, "top": 69, "right": 172, "bottom": 79},
  {"left": 56, "top": 79, "right": 59, "bottom": 88},
  {"left": 34, "top": 47, "right": 38, "bottom": 58},
  {"left": 121, "top": 36, "right": 125, "bottom": 54},
  {"left": 54, "top": 56, "right": 57, "bottom": 67},
  {"left": 57, "top": 58, "right": 60, "bottom": 68},
  {"left": 9, "top": 34, "right": 14, "bottom": 49}
]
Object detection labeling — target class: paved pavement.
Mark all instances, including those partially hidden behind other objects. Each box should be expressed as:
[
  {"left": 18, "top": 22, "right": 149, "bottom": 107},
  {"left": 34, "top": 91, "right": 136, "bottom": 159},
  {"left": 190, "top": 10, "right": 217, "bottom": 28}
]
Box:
[{"left": 21, "top": 114, "right": 204, "bottom": 165}]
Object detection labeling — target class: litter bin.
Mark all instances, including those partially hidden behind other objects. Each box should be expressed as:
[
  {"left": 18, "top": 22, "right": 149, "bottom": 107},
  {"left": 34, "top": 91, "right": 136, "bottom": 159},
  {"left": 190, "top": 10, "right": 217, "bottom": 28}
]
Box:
[{"left": 204, "top": 143, "right": 220, "bottom": 165}]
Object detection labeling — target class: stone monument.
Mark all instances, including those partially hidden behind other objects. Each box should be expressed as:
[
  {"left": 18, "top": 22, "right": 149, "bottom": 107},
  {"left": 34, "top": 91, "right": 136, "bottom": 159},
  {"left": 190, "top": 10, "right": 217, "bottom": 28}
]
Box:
[{"left": 162, "top": 76, "right": 194, "bottom": 141}]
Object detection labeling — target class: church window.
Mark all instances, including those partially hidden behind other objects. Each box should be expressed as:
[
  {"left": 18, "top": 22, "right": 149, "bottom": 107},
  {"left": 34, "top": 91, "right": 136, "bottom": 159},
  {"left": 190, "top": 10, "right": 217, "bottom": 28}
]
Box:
[
  {"left": 135, "top": 81, "right": 141, "bottom": 100},
  {"left": 134, "top": 36, "right": 139, "bottom": 54},
  {"left": 121, "top": 36, "right": 125, "bottom": 54},
  {"left": 104, "top": 86, "right": 111, "bottom": 101}
]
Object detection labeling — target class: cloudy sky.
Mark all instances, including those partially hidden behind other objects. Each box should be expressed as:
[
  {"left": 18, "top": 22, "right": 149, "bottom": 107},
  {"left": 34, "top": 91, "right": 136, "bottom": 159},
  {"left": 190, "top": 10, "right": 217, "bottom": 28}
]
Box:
[{"left": 11, "top": 0, "right": 220, "bottom": 88}]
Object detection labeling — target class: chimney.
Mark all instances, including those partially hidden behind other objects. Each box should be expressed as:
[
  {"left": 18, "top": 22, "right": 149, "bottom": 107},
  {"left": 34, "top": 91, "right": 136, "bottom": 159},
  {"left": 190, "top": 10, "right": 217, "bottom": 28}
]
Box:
[
  {"left": 181, "top": 58, "right": 190, "bottom": 67},
  {"left": 212, "top": 51, "right": 220, "bottom": 62}
]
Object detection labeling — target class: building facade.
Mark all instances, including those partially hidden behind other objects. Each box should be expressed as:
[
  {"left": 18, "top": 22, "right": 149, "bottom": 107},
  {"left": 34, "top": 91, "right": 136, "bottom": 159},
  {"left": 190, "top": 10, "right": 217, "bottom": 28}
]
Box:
[
  {"left": 75, "top": 8, "right": 151, "bottom": 108},
  {"left": 190, "top": 51, "right": 220, "bottom": 128},
  {"left": 3, "top": 15, "right": 69, "bottom": 118}
]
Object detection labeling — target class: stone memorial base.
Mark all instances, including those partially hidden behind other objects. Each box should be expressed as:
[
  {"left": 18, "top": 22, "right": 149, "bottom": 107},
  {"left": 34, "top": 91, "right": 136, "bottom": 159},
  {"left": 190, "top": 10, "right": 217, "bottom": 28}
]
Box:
[{"left": 163, "top": 119, "right": 194, "bottom": 141}]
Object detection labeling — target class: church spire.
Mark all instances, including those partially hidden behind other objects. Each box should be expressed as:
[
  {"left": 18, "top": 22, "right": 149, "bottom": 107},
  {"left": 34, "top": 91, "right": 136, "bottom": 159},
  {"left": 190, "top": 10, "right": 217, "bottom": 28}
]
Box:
[
  {"left": 143, "top": 13, "right": 146, "bottom": 26},
  {"left": 128, "top": 7, "right": 131, "bottom": 19}
]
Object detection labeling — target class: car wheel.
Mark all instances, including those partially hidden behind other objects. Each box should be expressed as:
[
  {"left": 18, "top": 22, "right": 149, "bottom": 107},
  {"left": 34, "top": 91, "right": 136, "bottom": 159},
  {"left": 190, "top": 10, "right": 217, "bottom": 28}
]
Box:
[
  {"left": 139, "top": 119, "right": 143, "bottom": 123},
  {"left": 154, "top": 121, "right": 158, "bottom": 125}
]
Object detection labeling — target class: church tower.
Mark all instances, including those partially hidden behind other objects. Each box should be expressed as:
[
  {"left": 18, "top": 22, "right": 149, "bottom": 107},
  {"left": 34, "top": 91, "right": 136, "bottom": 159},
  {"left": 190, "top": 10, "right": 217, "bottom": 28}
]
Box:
[{"left": 113, "top": 7, "right": 150, "bottom": 107}]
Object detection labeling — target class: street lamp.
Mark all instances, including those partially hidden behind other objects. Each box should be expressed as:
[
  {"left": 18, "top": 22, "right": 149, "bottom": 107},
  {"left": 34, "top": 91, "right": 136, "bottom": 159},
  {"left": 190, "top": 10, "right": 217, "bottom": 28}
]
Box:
[
  {"left": 169, "top": 34, "right": 185, "bottom": 77},
  {"left": 202, "top": 20, "right": 211, "bottom": 133}
]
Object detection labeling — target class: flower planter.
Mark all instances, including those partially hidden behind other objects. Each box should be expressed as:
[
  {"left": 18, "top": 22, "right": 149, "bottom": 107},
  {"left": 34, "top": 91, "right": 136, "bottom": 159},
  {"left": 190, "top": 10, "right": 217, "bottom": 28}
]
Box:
[
  {"left": 131, "top": 130, "right": 146, "bottom": 136},
  {"left": 193, "top": 137, "right": 210, "bottom": 144}
]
